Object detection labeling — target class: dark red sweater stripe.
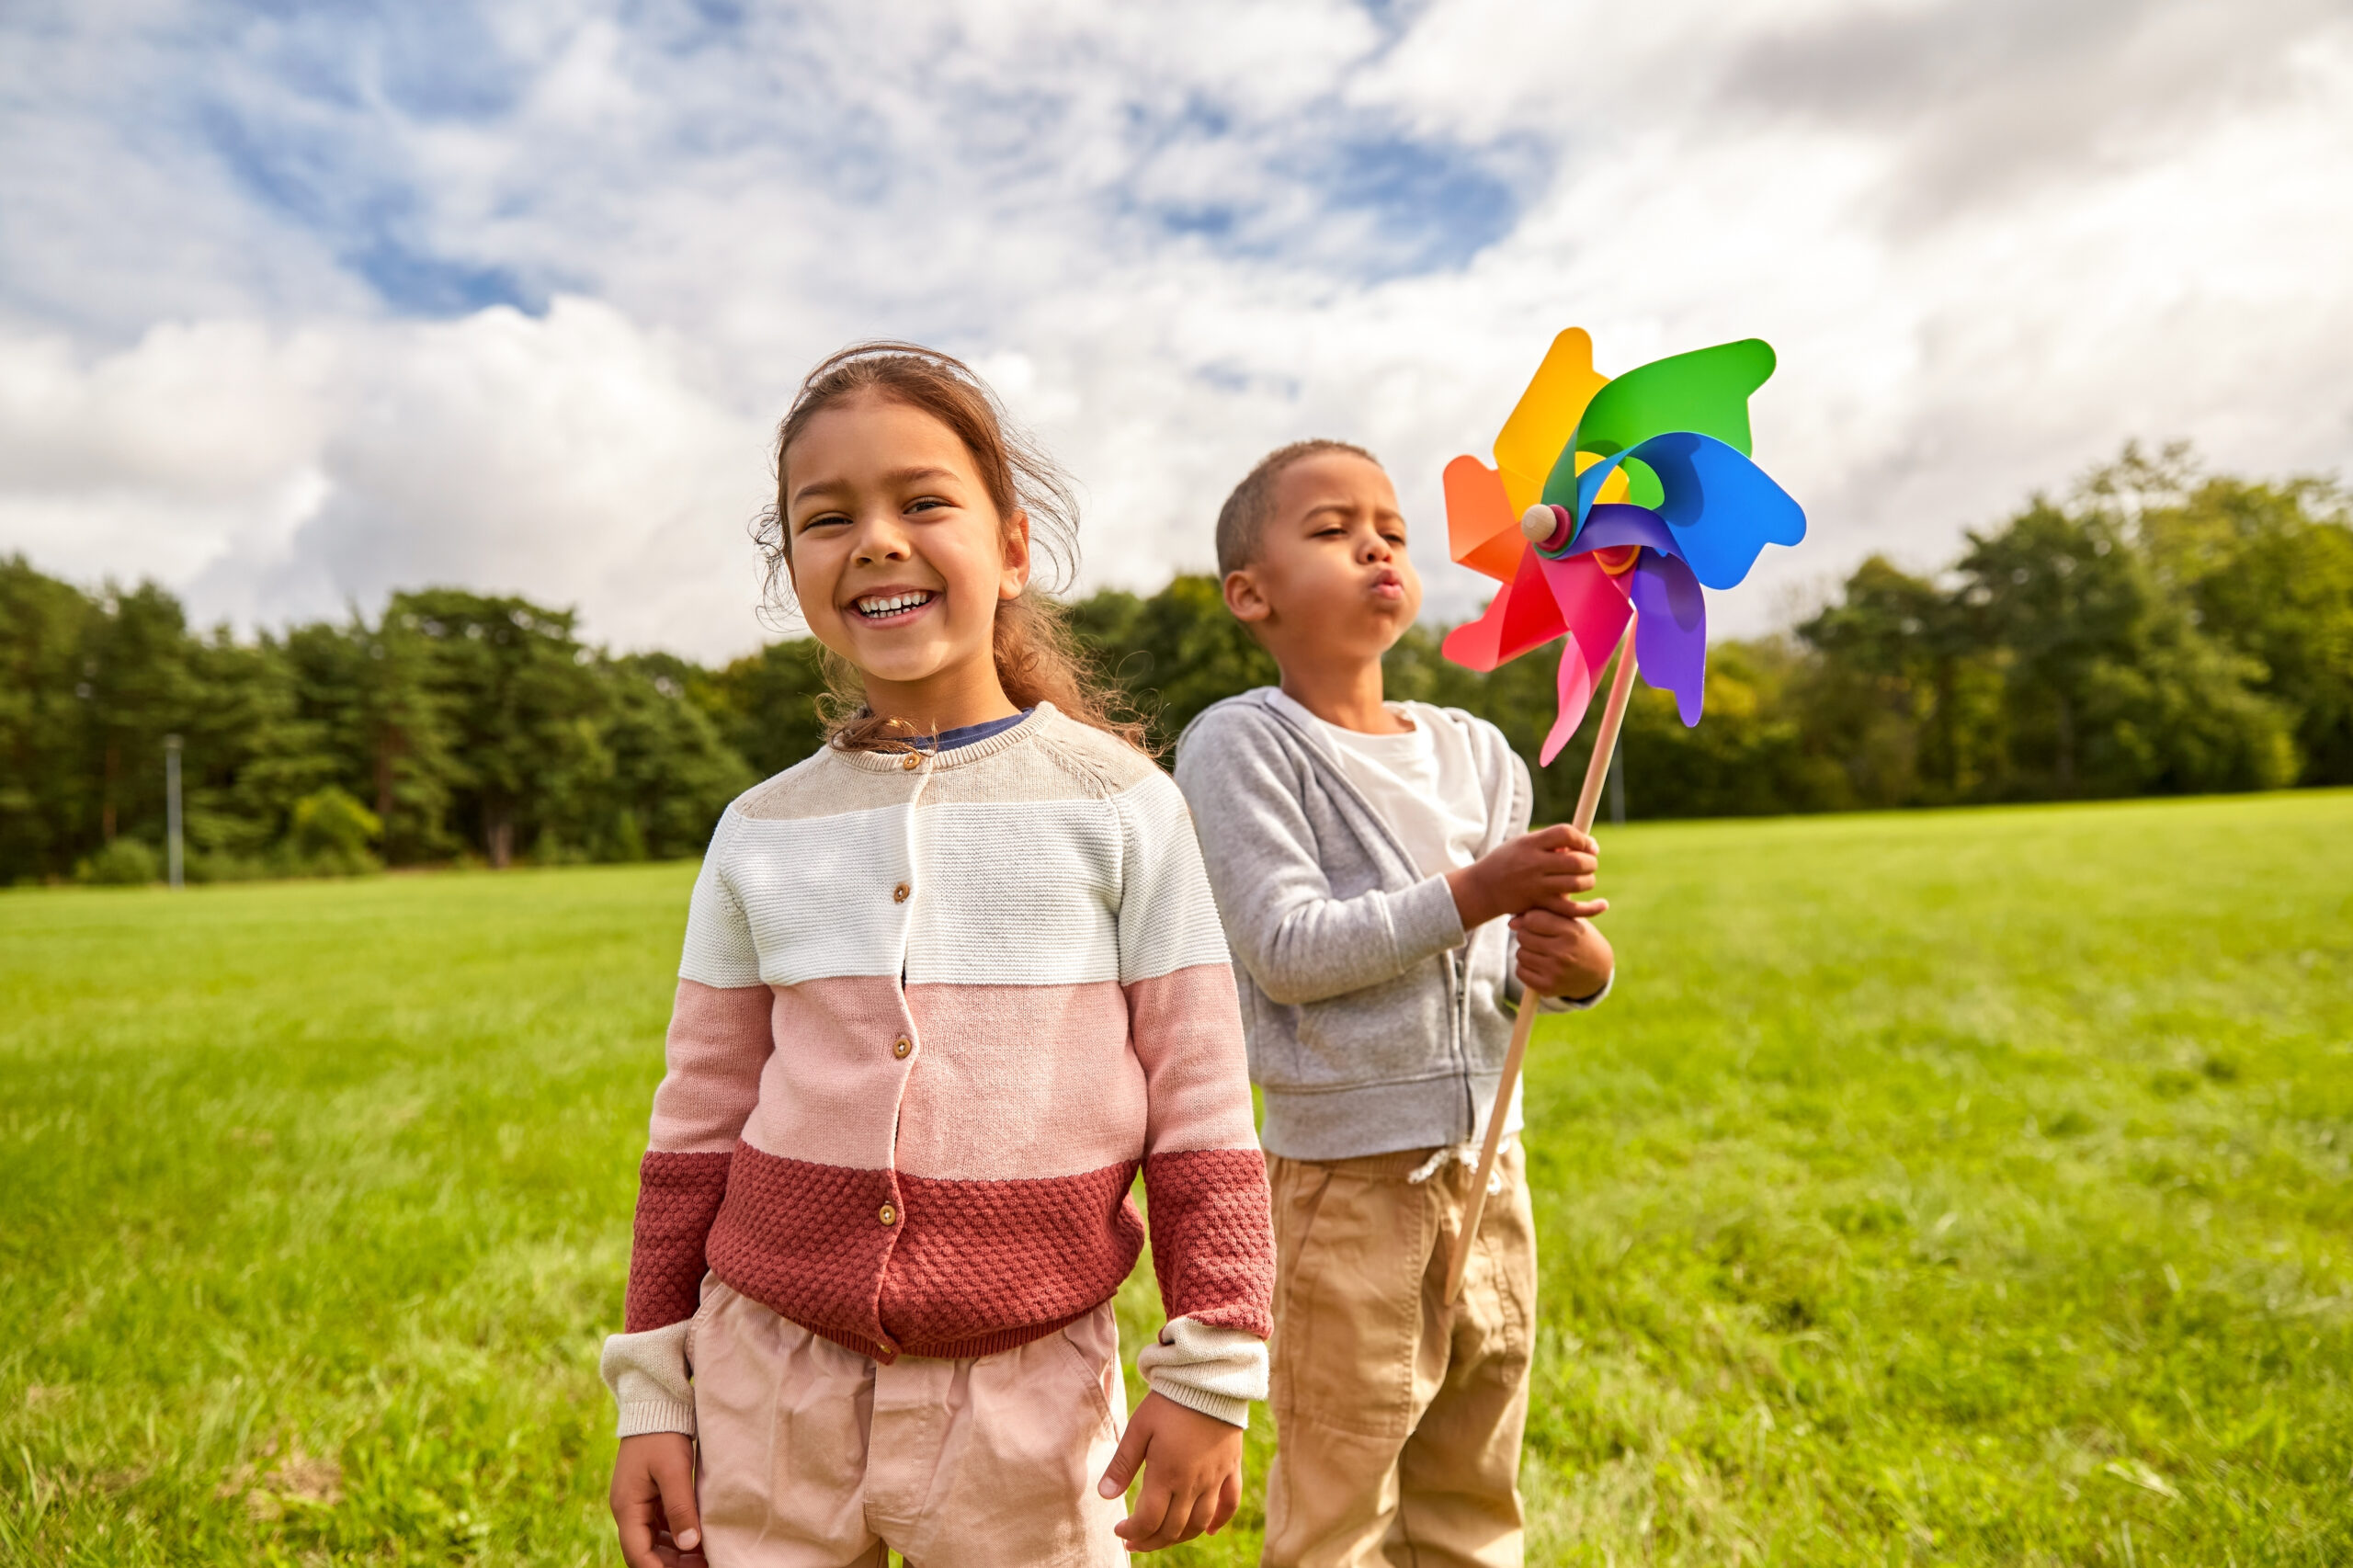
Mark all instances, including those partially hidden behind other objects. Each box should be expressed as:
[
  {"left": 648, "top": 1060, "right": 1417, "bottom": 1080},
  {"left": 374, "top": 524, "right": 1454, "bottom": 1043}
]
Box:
[
  {"left": 623, "top": 1151, "right": 732, "bottom": 1333},
  {"left": 1142, "top": 1148, "right": 1276, "bottom": 1339}
]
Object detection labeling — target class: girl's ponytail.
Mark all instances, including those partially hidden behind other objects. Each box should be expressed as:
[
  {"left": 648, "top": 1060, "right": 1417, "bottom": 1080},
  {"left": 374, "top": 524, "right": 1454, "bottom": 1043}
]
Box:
[{"left": 756, "top": 342, "right": 1148, "bottom": 756}]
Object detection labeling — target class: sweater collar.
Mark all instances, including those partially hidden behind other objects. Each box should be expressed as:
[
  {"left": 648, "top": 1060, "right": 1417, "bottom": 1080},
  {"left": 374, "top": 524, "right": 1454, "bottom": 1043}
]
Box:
[{"left": 830, "top": 702, "right": 1059, "bottom": 772}]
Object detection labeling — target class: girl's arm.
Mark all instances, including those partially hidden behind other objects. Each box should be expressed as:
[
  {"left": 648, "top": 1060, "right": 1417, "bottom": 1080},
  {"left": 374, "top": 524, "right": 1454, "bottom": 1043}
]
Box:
[
  {"left": 601, "top": 821, "right": 774, "bottom": 1438},
  {"left": 1113, "top": 774, "right": 1277, "bottom": 1425}
]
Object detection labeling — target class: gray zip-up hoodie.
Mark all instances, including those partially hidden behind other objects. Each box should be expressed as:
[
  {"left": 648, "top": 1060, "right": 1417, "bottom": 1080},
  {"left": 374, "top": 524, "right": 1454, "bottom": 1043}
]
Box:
[{"left": 1174, "top": 687, "right": 1607, "bottom": 1163}]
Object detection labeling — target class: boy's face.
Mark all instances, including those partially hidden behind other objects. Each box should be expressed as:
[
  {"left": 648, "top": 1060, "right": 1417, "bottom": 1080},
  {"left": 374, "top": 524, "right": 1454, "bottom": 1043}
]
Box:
[{"left": 1224, "top": 451, "right": 1423, "bottom": 666}]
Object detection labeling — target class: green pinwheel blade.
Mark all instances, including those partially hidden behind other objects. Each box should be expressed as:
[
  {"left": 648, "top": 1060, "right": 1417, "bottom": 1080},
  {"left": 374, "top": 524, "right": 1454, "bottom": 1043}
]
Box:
[{"left": 1540, "top": 338, "right": 1777, "bottom": 506}]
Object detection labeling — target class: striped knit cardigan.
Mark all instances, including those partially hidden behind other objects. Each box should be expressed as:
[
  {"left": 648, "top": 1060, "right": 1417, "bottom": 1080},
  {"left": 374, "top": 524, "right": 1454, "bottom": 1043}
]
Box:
[{"left": 600, "top": 705, "right": 1276, "bottom": 1436}]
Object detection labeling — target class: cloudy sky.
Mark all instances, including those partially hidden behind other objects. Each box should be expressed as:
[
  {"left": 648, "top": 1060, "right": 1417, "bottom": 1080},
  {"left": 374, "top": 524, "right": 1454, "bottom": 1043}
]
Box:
[{"left": 5, "top": 0, "right": 2350, "bottom": 660}]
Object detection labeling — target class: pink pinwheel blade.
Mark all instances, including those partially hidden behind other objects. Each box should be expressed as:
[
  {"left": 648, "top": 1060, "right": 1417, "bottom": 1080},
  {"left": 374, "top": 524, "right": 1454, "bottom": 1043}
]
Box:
[{"left": 1535, "top": 553, "right": 1633, "bottom": 764}]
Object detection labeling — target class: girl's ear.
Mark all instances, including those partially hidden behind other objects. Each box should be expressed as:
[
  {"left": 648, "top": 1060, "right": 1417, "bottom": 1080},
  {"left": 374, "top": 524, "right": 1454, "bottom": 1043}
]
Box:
[{"left": 999, "top": 507, "right": 1033, "bottom": 602}]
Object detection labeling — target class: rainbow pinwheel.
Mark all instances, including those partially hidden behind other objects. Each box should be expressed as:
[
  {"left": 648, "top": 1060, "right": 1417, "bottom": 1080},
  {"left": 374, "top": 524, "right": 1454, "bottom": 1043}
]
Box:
[{"left": 1440, "top": 329, "right": 1807, "bottom": 762}]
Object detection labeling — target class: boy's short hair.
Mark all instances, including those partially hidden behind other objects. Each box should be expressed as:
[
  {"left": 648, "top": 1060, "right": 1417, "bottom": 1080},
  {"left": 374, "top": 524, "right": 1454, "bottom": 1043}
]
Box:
[{"left": 1215, "top": 438, "right": 1381, "bottom": 576}]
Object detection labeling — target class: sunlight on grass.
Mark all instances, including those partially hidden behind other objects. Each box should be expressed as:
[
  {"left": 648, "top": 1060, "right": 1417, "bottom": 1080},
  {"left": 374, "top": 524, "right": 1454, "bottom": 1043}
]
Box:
[{"left": 5, "top": 793, "right": 2349, "bottom": 1564}]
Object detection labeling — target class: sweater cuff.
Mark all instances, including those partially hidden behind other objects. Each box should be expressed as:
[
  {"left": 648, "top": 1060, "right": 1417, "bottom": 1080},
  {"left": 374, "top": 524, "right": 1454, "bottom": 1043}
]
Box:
[
  {"left": 1137, "top": 1318, "right": 1267, "bottom": 1431},
  {"left": 601, "top": 1320, "right": 696, "bottom": 1438},
  {"left": 1392, "top": 875, "right": 1470, "bottom": 966},
  {"left": 1540, "top": 967, "right": 1613, "bottom": 1014}
]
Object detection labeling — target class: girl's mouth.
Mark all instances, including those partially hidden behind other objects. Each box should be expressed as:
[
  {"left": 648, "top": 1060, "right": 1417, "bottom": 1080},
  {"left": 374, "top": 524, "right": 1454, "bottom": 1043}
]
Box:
[{"left": 853, "top": 589, "right": 938, "bottom": 623}]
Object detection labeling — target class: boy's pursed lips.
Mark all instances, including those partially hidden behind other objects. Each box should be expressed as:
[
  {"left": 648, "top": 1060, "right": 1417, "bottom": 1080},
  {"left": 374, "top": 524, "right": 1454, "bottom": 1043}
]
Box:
[{"left": 1370, "top": 567, "right": 1406, "bottom": 600}]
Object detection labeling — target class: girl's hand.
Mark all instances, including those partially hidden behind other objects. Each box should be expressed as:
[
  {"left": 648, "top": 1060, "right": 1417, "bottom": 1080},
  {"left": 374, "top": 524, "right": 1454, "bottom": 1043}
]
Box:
[
  {"left": 610, "top": 1432, "right": 704, "bottom": 1568},
  {"left": 1096, "top": 1391, "right": 1245, "bottom": 1551}
]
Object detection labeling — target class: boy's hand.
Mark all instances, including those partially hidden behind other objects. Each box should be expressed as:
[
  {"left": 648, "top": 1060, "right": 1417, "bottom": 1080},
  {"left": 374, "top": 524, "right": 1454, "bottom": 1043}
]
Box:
[
  {"left": 1448, "top": 824, "right": 1606, "bottom": 930},
  {"left": 1510, "top": 903, "right": 1615, "bottom": 1002},
  {"left": 1097, "top": 1391, "right": 1245, "bottom": 1551},
  {"left": 611, "top": 1432, "right": 704, "bottom": 1568}
]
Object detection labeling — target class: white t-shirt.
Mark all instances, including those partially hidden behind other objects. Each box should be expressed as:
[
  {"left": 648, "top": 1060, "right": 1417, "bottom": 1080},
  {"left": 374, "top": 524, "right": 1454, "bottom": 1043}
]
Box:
[{"left": 1269, "top": 692, "right": 1490, "bottom": 879}]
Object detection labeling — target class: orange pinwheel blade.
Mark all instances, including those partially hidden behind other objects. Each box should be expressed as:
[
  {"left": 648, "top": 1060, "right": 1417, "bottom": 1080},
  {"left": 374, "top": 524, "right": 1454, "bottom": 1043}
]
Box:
[{"left": 1443, "top": 455, "right": 1525, "bottom": 584}]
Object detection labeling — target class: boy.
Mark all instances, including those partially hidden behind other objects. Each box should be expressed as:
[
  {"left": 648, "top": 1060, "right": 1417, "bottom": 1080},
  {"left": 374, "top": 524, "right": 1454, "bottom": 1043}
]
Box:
[{"left": 1174, "top": 440, "right": 1615, "bottom": 1567}]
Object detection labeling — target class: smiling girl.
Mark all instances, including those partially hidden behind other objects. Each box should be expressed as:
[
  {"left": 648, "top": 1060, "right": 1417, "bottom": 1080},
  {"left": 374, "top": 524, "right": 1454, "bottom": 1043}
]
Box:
[{"left": 600, "top": 345, "right": 1275, "bottom": 1567}]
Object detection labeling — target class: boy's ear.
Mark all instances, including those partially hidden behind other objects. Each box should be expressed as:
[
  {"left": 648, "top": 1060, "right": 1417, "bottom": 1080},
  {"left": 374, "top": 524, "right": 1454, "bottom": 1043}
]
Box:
[
  {"left": 999, "top": 508, "right": 1033, "bottom": 601},
  {"left": 1222, "top": 567, "right": 1271, "bottom": 626}
]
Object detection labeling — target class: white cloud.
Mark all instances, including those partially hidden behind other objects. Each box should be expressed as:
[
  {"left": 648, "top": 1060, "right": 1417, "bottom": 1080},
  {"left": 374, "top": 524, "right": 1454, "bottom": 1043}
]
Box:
[{"left": 2, "top": 0, "right": 2350, "bottom": 661}]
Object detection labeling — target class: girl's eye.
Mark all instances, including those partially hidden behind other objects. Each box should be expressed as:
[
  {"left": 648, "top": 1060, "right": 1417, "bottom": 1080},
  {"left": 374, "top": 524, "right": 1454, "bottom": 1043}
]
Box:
[
  {"left": 799, "top": 512, "right": 849, "bottom": 532},
  {"left": 906, "top": 497, "right": 947, "bottom": 514}
]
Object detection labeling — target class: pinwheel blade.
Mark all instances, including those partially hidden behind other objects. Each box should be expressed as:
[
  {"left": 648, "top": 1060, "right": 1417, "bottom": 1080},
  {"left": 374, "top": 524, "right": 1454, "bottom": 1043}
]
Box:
[
  {"left": 1631, "top": 551, "right": 1708, "bottom": 726},
  {"left": 1439, "top": 545, "right": 1566, "bottom": 672},
  {"left": 1493, "top": 328, "right": 1610, "bottom": 517},
  {"left": 1442, "top": 456, "right": 1528, "bottom": 584},
  {"left": 1534, "top": 553, "right": 1633, "bottom": 764},
  {"left": 1540, "top": 337, "right": 1777, "bottom": 506},
  {"left": 1630, "top": 432, "right": 1807, "bottom": 589}
]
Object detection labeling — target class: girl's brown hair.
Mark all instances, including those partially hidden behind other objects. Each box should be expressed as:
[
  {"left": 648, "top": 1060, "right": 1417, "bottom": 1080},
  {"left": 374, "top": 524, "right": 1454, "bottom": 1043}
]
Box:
[{"left": 755, "top": 342, "right": 1146, "bottom": 755}]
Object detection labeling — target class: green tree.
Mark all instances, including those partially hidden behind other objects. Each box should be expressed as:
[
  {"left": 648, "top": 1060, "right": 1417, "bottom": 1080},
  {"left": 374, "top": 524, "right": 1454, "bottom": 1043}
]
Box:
[
  {"left": 388, "top": 590, "right": 607, "bottom": 867},
  {"left": 2100, "top": 446, "right": 2353, "bottom": 785},
  {"left": 0, "top": 556, "right": 96, "bottom": 880},
  {"left": 1956, "top": 494, "right": 2294, "bottom": 798}
]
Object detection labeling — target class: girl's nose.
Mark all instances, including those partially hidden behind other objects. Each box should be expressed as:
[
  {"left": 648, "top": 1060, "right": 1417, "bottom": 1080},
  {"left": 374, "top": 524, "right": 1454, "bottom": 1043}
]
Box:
[{"left": 852, "top": 514, "right": 913, "bottom": 565}]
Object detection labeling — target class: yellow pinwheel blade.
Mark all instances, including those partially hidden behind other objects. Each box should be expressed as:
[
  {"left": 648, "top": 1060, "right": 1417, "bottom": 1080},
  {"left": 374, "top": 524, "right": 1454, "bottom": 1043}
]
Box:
[{"left": 1494, "top": 328, "right": 1610, "bottom": 517}]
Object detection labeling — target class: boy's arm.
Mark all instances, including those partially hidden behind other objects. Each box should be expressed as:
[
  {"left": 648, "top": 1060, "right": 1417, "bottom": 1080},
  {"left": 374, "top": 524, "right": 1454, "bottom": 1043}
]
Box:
[
  {"left": 1175, "top": 710, "right": 1465, "bottom": 1006},
  {"left": 601, "top": 823, "right": 774, "bottom": 1439},
  {"left": 1114, "top": 775, "right": 1275, "bottom": 1425}
]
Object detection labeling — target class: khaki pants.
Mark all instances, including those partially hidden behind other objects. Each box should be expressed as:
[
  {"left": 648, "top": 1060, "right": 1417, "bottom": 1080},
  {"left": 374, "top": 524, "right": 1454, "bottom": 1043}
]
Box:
[
  {"left": 1262, "top": 1142, "right": 1535, "bottom": 1568},
  {"left": 689, "top": 1281, "right": 1128, "bottom": 1568}
]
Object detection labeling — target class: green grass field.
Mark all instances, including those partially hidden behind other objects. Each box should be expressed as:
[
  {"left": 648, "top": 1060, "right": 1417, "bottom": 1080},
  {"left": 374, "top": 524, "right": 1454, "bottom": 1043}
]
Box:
[{"left": 4, "top": 792, "right": 2349, "bottom": 1565}]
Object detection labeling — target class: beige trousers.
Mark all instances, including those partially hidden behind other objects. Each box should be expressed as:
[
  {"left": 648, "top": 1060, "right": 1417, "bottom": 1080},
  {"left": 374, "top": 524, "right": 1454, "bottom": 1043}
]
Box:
[
  {"left": 689, "top": 1281, "right": 1129, "bottom": 1568},
  {"left": 1261, "top": 1142, "right": 1535, "bottom": 1568}
]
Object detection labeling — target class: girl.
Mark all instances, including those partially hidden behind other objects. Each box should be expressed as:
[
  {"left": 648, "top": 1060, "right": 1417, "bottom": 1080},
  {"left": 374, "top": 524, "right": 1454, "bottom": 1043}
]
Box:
[{"left": 600, "top": 344, "right": 1274, "bottom": 1567}]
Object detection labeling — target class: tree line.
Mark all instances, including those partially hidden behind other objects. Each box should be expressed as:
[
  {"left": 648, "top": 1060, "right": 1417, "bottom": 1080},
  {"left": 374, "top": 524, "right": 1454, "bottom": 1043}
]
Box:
[{"left": 3, "top": 445, "right": 2347, "bottom": 886}]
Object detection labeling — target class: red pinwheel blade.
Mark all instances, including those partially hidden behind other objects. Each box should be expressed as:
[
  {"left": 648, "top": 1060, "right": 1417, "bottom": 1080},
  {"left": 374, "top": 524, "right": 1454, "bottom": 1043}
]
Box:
[
  {"left": 1535, "top": 553, "right": 1634, "bottom": 765},
  {"left": 1443, "top": 456, "right": 1527, "bottom": 584},
  {"left": 1440, "top": 543, "right": 1566, "bottom": 672}
]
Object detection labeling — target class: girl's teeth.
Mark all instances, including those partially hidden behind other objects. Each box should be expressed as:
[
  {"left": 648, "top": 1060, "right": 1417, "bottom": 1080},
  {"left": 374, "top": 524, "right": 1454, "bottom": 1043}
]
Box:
[{"left": 860, "top": 592, "right": 931, "bottom": 617}]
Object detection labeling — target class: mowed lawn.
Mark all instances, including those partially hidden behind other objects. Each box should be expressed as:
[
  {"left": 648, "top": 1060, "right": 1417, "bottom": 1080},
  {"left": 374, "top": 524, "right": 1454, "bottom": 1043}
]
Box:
[{"left": 3, "top": 792, "right": 2349, "bottom": 1566}]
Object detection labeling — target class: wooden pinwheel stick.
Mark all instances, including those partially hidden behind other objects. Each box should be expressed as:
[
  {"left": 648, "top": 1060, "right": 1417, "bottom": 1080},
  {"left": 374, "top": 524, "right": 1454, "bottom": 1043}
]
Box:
[{"left": 1444, "top": 612, "right": 1640, "bottom": 1305}]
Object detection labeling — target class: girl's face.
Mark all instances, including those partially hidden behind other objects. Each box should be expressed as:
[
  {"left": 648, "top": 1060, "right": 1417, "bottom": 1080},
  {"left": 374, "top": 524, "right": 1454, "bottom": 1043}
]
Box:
[{"left": 784, "top": 392, "right": 1030, "bottom": 715}]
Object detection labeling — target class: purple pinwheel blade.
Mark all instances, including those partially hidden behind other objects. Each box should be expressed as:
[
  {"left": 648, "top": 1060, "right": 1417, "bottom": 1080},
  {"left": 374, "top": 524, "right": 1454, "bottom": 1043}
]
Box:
[
  {"left": 1567, "top": 502, "right": 1679, "bottom": 560},
  {"left": 1631, "top": 551, "right": 1707, "bottom": 726}
]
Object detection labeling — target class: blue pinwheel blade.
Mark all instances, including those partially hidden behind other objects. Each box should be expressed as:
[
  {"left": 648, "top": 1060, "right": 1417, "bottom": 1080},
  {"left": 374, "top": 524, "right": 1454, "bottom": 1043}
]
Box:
[{"left": 1629, "top": 431, "right": 1805, "bottom": 590}]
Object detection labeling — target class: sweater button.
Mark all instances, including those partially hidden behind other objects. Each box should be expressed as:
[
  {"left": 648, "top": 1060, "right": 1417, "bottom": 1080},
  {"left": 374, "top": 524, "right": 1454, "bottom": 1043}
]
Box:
[
  {"left": 892, "top": 1036, "right": 913, "bottom": 1059},
  {"left": 900, "top": 753, "right": 922, "bottom": 771},
  {"left": 879, "top": 1202, "right": 898, "bottom": 1226},
  {"left": 892, "top": 881, "right": 911, "bottom": 903}
]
